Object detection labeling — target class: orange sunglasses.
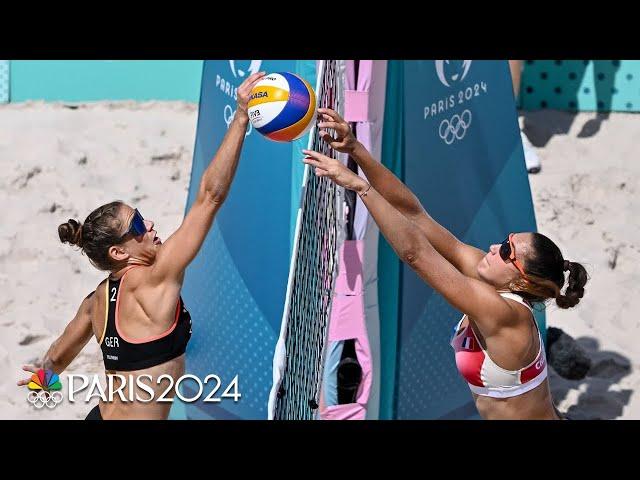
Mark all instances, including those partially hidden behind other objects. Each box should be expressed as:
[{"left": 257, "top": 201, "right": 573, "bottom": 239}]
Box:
[{"left": 499, "top": 233, "right": 527, "bottom": 276}]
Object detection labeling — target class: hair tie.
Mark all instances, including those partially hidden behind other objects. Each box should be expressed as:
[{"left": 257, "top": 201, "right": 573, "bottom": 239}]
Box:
[{"left": 76, "top": 224, "right": 84, "bottom": 248}]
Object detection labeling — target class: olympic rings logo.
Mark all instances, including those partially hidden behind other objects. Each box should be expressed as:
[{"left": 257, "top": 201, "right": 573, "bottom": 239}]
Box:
[
  {"left": 438, "top": 109, "right": 472, "bottom": 145},
  {"left": 224, "top": 105, "right": 252, "bottom": 137},
  {"left": 27, "top": 390, "right": 63, "bottom": 409}
]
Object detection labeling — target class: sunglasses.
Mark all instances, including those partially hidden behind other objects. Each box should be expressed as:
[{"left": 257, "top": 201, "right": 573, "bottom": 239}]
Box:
[
  {"left": 118, "top": 209, "right": 147, "bottom": 242},
  {"left": 499, "top": 233, "right": 527, "bottom": 276}
]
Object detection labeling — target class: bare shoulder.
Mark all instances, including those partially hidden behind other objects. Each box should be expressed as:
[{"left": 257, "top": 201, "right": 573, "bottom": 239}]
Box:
[
  {"left": 125, "top": 265, "right": 174, "bottom": 290},
  {"left": 501, "top": 294, "right": 535, "bottom": 319},
  {"left": 468, "top": 287, "right": 530, "bottom": 338},
  {"left": 81, "top": 285, "right": 100, "bottom": 313},
  {"left": 87, "top": 279, "right": 111, "bottom": 319},
  {"left": 124, "top": 266, "right": 182, "bottom": 320},
  {"left": 484, "top": 293, "right": 535, "bottom": 334},
  {"left": 84, "top": 281, "right": 105, "bottom": 341}
]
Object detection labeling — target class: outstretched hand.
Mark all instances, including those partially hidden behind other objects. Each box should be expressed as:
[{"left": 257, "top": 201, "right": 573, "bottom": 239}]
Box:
[
  {"left": 17, "top": 363, "right": 41, "bottom": 387},
  {"left": 236, "top": 71, "right": 267, "bottom": 118},
  {"left": 302, "top": 149, "right": 369, "bottom": 194},
  {"left": 316, "top": 108, "right": 359, "bottom": 154}
]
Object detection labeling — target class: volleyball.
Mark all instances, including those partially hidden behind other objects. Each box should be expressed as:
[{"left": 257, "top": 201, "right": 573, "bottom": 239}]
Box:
[{"left": 248, "top": 72, "right": 317, "bottom": 142}]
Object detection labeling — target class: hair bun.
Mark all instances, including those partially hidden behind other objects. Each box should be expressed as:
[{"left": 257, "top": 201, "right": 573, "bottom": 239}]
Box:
[{"left": 58, "top": 219, "right": 83, "bottom": 247}]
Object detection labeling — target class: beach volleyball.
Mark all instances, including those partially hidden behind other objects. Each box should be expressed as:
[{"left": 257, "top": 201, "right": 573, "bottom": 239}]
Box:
[{"left": 247, "top": 72, "right": 317, "bottom": 142}]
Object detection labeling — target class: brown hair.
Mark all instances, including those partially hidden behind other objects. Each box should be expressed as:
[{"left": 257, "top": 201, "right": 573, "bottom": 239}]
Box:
[
  {"left": 58, "top": 201, "right": 126, "bottom": 271},
  {"left": 508, "top": 232, "right": 588, "bottom": 309}
]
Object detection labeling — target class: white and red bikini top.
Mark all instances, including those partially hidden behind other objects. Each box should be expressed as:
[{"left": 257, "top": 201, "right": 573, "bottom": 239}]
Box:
[{"left": 450, "top": 292, "right": 547, "bottom": 399}]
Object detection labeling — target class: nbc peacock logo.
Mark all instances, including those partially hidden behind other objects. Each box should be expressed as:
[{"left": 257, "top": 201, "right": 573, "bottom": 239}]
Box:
[{"left": 27, "top": 369, "right": 63, "bottom": 409}]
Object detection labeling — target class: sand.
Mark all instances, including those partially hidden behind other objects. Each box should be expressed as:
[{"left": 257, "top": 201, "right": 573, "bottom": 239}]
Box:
[{"left": 525, "top": 110, "right": 639, "bottom": 419}]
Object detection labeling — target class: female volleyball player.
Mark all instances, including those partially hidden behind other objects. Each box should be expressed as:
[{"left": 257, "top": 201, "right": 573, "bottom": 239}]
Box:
[
  {"left": 17, "top": 71, "right": 266, "bottom": 420},
  {"left": 303, "top": 108, "right": 588, "bottom": 420}
]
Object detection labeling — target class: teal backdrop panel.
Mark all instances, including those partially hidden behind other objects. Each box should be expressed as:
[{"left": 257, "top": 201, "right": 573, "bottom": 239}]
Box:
[
  {"left": 10, "top": 60, "right": 202, "bottom": 102},
  {"left": 396, "top": 60, "right": 541, "bottom": 419},
  {"left": 520, "top": 60, "right": 639, "bottom": 112},
  {"left": 0, "top": 61, "right": 8, "bottom": 103},
  {"left": 378, "top": 60, "right": 404, "bottom": 420}
]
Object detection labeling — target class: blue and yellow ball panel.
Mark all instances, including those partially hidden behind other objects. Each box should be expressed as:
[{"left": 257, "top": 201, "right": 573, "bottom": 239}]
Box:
[{"left": 248, "top": 72, "right": 317, "bottom": 143}]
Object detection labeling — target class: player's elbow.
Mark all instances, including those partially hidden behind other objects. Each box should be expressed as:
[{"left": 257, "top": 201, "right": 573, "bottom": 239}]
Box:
[
  {"left": 400, "top": 246, "right": 423, "bottom": 267},
  {"left": 200, "top": 181, "right": 228, "bottom": 207}
]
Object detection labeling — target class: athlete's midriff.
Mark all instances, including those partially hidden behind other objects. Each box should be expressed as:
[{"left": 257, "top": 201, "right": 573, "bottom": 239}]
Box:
[
  {"left": 98, "top": 354, "right": 185, "bottom": 420},
  {"left": 473, "top": 381, "right": 560, "bottom": 420}
]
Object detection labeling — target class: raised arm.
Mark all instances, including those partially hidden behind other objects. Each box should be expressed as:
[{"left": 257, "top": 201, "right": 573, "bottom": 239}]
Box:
[
  {"left": 318, "top": 108, "right": 486, "bottom": 278},
  {"left": 303, "top": 150, "right": 515, "bottom": 336},
  {"left": 150, "top": 71, "right": 265, "bottom": 284}
]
